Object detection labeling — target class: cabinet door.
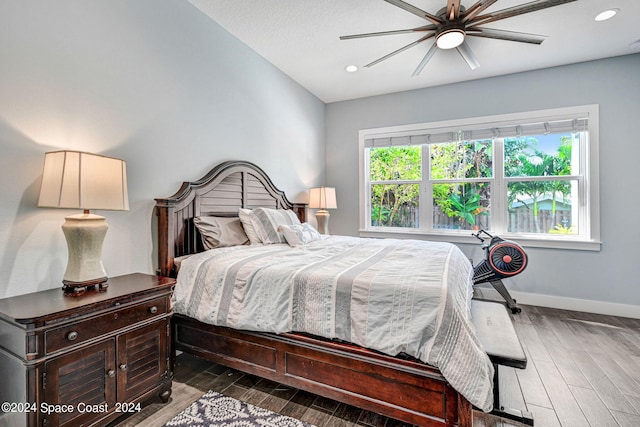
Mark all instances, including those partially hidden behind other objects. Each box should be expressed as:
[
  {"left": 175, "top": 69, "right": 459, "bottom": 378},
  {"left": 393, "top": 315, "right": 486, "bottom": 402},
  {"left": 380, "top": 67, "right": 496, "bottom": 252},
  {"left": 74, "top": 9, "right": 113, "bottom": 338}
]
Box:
[
  {"left": 44, "top": 339, "right": 116, "bottom": 427},
  {"left": 117, "top": 320, "right": 169, "bottom": 402}
]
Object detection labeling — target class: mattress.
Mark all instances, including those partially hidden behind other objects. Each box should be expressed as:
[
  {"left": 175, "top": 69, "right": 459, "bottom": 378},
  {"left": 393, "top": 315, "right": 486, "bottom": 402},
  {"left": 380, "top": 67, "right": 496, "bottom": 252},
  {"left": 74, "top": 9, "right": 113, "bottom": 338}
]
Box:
[{"left": 172, "top": 235, "right": 494, "bottom": 411}]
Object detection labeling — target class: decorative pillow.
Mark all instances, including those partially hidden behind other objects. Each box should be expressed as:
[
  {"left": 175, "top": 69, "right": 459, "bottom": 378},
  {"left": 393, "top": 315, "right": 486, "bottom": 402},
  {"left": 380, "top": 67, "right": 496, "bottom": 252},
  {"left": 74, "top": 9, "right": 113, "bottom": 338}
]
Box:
[
  {"left": 248, "top": 207, "right": 301, "bottom": 244},
  {"left": 279, "top": 223, "right": 322, "bottom": 247},
  {"left": 238, "top": 208, "right": 262, "bottom": 244},
  {"left": 193, "top": 216, "right": 249, "bottom": 249}
]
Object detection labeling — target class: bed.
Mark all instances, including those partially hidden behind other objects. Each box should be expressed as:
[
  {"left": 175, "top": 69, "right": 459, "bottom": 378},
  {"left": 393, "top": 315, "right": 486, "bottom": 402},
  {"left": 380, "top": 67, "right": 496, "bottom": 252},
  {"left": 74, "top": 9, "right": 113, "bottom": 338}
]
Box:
[{"left": 155, "top": 160, "right": 493, "bottom": 427}]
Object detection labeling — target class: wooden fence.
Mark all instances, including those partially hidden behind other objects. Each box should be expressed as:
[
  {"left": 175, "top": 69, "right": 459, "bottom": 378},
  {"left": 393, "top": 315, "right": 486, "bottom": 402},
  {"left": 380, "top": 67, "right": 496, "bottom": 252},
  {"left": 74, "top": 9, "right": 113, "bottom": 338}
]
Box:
[
  {"left": 374, "top": 205, "right": 573, "bottom": 234},
  {"left": 507, "top": 210, "right": 573, "bottom": 234}
]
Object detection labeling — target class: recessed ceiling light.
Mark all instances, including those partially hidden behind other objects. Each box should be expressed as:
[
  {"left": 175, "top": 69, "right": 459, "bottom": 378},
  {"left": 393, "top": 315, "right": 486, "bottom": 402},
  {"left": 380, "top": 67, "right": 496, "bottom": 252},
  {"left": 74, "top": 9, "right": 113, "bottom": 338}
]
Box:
[
  {"left": 345, "top": 65, "right": 358, "bottom": 73},
  {"left": 595, "top": 8, "right": 619, "bottom": 21}
]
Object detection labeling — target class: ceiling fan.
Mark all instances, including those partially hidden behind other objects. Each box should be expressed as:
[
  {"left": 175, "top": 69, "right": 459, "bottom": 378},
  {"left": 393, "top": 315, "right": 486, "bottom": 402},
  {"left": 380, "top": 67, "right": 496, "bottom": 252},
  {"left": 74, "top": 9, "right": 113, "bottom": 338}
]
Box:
[{"left": 340, "top": 0, "right": 577, "bottom": 75}]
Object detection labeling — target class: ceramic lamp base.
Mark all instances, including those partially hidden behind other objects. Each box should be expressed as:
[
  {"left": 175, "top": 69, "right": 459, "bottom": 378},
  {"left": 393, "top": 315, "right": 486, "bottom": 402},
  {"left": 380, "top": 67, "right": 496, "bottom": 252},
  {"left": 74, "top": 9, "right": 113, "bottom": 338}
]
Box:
[
  {"left": 61, "top": 213, "right": 109, "bottom": 293},
  {"left": 315, "top": 210, "right": 331, "bottom": 235}
]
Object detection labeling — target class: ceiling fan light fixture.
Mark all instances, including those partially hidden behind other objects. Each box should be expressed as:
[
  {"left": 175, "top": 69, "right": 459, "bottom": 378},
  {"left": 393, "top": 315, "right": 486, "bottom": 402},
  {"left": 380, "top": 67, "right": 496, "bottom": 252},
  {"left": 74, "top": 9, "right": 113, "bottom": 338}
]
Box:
[
  {"left": 340, "top": 0, "right": 576, "bottom": 75},
  {"left": 436, "top": 28, "right": 465, "bottom": 49}
]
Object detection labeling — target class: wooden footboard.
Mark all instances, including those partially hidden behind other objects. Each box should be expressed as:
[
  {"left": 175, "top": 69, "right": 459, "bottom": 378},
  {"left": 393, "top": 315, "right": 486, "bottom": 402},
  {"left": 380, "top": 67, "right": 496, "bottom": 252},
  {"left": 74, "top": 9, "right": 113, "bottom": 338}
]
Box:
[{"left": 173, "top": 314, "right": 472, "bottom": 427}]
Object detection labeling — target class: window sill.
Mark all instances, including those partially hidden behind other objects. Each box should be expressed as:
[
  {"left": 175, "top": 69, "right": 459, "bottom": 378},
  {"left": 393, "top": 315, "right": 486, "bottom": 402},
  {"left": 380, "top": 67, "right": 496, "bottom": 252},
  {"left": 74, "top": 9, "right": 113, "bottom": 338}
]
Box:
[{"left": 358, "top": 229, "right": 602, "bottom": 251}]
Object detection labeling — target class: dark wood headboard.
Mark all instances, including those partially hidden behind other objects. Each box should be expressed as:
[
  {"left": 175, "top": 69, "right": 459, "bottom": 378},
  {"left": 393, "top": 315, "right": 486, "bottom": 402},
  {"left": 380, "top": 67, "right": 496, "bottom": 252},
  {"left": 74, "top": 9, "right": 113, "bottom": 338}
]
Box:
[{"left": 155, "top": 160, "right": 307, "bottom": 277}]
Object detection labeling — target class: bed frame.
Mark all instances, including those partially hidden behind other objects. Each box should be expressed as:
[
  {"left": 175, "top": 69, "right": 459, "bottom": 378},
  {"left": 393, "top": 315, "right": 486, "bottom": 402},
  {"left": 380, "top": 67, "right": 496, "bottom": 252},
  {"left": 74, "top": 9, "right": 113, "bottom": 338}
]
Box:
[{"left": 155, "top": 160, "right": 473, "bottom": 427}]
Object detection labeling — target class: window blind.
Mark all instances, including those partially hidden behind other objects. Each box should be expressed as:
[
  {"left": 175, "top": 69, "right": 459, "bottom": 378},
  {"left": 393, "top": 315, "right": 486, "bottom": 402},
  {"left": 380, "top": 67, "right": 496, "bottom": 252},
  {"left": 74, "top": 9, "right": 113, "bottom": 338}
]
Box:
[{"left": 364, "top": 117, "right": 588, "bottom": 148}]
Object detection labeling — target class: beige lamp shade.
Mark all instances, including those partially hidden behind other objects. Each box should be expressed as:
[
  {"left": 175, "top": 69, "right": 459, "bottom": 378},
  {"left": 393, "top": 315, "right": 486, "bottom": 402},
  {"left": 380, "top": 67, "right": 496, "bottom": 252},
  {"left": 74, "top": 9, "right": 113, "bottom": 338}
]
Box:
[
  {"left": 38, "top": 151, "right": 129, "bottom": 211},
  {"left": 308, "top": 187, "right": 337, "bottom": 210},
  {"left": 308, "top": 187, "right": 337, "bottom": 235},
  {"left": 38, "top": 151, "right": 129, "bottom": 293}
]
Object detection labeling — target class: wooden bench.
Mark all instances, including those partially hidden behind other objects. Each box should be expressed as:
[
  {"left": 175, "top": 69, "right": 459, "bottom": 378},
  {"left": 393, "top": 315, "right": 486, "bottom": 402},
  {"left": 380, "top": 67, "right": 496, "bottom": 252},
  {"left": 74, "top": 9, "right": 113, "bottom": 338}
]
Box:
[{"left": 471, "top": 300, "right": 534, "bottom": 425}]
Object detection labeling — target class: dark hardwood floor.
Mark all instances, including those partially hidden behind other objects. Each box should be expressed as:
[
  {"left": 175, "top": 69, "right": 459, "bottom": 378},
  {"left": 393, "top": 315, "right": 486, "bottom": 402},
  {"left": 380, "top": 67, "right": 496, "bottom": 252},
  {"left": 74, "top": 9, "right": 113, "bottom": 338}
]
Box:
[{"left": 114, "top": 304, "right": 640, "bottom": 427}]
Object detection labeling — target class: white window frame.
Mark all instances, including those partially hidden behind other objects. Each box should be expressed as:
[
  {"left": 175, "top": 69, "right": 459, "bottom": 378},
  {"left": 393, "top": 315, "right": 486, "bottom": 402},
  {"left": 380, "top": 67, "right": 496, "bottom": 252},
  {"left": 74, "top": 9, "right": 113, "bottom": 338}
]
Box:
[{"left": 358, "top": 105, "right": 601, "bottom": 251}]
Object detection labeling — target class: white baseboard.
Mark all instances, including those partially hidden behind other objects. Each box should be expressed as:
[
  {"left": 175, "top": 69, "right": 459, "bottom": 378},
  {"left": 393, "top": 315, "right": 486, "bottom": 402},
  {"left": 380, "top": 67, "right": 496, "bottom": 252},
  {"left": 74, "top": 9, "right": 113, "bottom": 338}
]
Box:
[{"left": 510, "top": 290, "right": 640, "bottom": 319}]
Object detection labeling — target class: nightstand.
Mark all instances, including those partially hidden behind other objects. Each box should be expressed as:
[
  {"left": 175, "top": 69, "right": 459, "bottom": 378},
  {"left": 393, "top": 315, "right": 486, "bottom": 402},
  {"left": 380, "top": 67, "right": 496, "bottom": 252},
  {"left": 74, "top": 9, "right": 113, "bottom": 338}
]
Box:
[{"left": 0, "top": 273, "right": 175, "bottom": 427}]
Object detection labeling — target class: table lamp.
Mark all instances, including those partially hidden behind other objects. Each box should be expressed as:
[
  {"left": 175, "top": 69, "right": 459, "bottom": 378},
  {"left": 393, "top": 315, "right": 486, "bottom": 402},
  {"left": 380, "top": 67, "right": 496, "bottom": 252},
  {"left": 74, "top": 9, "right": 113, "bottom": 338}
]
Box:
[
  {"left": 38, "top": 151, "right": 129, "bottom": 293},
  {"left": 308, "top": 187, "right": 337, "bottom": 234}
]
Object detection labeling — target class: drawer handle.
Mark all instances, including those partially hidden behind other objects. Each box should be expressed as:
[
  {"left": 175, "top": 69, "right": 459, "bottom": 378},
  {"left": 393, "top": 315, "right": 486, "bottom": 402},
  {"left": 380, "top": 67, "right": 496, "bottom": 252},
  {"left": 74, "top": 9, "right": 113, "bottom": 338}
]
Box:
[
  {"left": 107, "top": 370, "right": 115, "bottom": 378},
  {"left": 119, "top": 364, "right": 128, "bottom": 372},
  {"left": 67, "top": 331, "right": 79, "bottom": 341},
  {"left": 149, "top": 306, "right": 158, "bottom": 314}
]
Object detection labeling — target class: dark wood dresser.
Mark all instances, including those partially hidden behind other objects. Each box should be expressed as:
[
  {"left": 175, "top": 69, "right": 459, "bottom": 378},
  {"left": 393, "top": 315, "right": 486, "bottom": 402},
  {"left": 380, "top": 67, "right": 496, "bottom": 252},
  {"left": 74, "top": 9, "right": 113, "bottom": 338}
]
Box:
[{"left": 0, "top": 273, "right": 175, "bottom": 427}]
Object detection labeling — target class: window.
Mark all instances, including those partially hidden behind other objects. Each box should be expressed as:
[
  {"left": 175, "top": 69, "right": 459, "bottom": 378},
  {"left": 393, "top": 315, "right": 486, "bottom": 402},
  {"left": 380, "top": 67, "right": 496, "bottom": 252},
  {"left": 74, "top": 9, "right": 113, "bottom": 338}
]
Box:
[{"left": 360, "top": 106, "right": 600, "bottom": 250}]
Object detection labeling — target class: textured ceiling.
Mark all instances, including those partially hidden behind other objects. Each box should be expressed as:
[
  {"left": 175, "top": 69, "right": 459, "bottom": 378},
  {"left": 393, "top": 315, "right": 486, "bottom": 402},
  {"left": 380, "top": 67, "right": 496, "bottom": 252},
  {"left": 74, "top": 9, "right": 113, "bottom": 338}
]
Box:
[{"left": 189, "top": 0, "right": 640, "bottom": 103}]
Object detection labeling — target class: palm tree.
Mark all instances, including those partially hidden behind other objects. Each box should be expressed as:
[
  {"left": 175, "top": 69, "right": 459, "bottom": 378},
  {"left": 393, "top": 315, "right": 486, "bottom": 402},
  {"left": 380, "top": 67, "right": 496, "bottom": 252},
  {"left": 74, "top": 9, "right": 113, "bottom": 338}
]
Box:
[
  {"left": 509, "top": 150, "right": 552, "bottom": 233},
  {"left": 546, "top": 137, "right": 573, "bottom": 219}
]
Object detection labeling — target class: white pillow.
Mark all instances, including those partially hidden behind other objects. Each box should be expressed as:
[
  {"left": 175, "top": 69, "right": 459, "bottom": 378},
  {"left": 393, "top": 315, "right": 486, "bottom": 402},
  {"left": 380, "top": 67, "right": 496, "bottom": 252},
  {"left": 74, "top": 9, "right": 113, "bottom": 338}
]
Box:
[
  {"left": 248, "top": 207, "right": 300, "bottom": 245},
  {"left": 238, "top": 208, "right": 262, "bottom": 244},
  {"left": 279, "top": 223, "right": 322, "bottom": 247}
]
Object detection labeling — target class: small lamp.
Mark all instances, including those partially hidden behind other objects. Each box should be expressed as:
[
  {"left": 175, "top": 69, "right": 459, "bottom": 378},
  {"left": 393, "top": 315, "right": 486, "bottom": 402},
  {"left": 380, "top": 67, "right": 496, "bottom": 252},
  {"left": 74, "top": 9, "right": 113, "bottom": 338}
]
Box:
[
  {"left": 308, "top": 187, "right": 337, "bottom": 235},
  {"left": 38, "top": 151, "right": 129, "bottom": 293}
]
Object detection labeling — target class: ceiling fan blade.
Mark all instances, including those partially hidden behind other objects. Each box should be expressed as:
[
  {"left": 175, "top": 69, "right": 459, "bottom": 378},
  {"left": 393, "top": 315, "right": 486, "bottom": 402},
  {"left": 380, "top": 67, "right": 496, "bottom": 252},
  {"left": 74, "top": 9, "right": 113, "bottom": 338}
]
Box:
[
  {"left": 412, "top": 42, "right": 439, "bottom": 76},
  {"left": 340, "top": 25, "right": 436, "bottom": 40},
  {"left": 447, "top": 0, "right": 462, "bottom": 20},
  {"left": 469, "top": 0, "right": 577, "bottom": 27},
  {"left": 456, "top": 42, "right": 480, "bottom": 70},
  {"left": 462, "top": 0, "right": 499, "bottom": 23},
  {"left": 383, "top": 0, "right": 443, "bottom": 25},
  {"left": 467, "top": 27, "right": 546, "bottom": 44},
  {"left": 365, "top": 33, "right": 435, "bottom": 68}
]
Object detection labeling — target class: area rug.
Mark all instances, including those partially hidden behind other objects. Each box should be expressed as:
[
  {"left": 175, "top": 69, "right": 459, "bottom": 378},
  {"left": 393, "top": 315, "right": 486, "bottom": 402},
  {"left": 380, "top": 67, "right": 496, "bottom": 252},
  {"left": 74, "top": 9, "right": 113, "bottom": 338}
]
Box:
[{"left": 163, "top": 390, "right": 317, "bottom": 427}]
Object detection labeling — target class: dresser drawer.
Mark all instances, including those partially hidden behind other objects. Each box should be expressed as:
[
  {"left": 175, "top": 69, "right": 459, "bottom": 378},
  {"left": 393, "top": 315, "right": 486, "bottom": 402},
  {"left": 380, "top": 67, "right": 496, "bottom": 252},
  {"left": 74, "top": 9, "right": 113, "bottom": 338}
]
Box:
[{"left": 45, "top": 296, "right": 168, "bottom": 354}]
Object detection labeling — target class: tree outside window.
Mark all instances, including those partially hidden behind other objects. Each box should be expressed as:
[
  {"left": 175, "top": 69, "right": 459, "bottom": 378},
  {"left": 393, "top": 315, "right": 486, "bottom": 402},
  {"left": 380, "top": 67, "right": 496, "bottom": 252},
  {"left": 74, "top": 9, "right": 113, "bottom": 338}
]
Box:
[
  {"left": 367, "top": 132, "right": 583, "bottom": 235},
  {"left": 369, "top": 146, "right": 421, "bottom": 228}
]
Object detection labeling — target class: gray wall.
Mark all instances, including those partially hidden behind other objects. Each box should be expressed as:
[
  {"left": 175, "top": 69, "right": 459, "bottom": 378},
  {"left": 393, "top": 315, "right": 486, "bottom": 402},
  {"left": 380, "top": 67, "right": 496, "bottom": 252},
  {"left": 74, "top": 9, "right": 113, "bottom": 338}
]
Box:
[
  {"left": 326, "top": 54, "right": 640, "bottom": 314},
  {"left": 0, "top": 0, "right": 325, "bottom": 298}
]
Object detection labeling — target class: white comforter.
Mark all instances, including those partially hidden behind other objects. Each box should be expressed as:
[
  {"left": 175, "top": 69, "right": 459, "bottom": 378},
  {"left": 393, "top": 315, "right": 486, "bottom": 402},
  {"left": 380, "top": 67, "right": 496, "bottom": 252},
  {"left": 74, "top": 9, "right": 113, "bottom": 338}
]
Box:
[{"left": 172, "top": 235, "right": 494, "bottom": 411}]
